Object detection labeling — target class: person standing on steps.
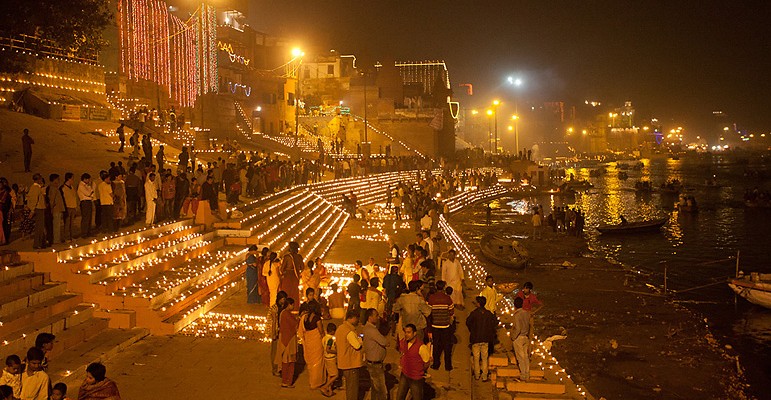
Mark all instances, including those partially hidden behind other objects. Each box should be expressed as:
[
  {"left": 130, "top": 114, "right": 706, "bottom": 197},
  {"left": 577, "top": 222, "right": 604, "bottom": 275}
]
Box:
[
  {"left": 466, "top": 296, "right": 497, "bottom": 381},
  {"left": 336, "top": 310, "right": 363, "bottom": 400},
  {"left": 281, "top": 241, "right": 303, "bottom": 303},
  {"left": 510, "top": 297, "right": 530, "bottom": 382},
  {"left": 21, "top": 129, "right": 34, "bottom": 172},
  {"left": 116, "top": 123, "right": 125, "bottom": 153},
  {"left": 77, "top": 173, "right": 95, "bottom": 238}
]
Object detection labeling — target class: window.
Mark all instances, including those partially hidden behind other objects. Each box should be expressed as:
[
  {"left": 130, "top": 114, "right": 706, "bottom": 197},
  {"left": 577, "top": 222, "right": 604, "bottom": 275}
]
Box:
[{"left": 327, "top": 65, "right": 334, "bottom": 75}]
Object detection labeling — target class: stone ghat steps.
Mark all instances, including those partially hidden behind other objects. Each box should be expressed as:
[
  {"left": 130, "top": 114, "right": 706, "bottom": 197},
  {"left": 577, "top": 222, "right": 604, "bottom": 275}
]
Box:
[
  {"left": 55, "top": 221, "right": 201, "bottom": 272},
  {"left": 489, "top": 352, "right": 592, "bottom": 400},
  {"left": 308, "top": 170, "right": 425, "bottom": 207},
  {"left": 226, "top": 192, "right": 349, "bottom": 263},
  {"left": 215, "top": 187, "right": 299, "bottom": 229},
  {"left": 216, "top": 189, "right": 313, "bottom": 231},
  {"left": 50, "top": 327, "right": 149, "bottom": 388}
]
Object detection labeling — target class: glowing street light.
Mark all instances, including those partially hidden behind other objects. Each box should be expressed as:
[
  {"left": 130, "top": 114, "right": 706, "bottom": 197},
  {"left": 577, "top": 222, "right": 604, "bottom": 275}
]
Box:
[
  {"left": 291, "top": 47, "right": 305, "bottom": 58},
  {"left": 491, "top": 100, "right": 501, "bottom": 154},
  {"left": 507, "top": 76, "right": 523, "bottom": 86},
  {"left": 471, "top": 109, "right": 479, "bottom": 115}
]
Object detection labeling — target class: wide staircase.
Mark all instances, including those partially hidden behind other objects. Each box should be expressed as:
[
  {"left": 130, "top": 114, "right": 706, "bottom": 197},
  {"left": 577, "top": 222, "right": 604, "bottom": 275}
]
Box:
[{"left": 0, "top": 250, "right": 147, "bottom": 383}]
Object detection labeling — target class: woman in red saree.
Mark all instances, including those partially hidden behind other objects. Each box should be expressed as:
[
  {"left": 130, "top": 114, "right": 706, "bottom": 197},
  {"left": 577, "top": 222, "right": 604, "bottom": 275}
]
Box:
[
  {"left": 281, "top": 242, "right": 303, "bottom": 302},
  {"left": 78, "top": 362, "right": 121, "bottom": 400},
  {"left": 275, "top": 298, "right": 299, "bottom": 388},
  {"left": 299, "top": 301, "right": 327, "bottom": 393}
]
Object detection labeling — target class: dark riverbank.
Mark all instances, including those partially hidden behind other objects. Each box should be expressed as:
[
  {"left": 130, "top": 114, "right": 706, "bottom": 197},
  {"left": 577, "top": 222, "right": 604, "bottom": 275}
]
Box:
[{"left": 450, "top": 205, "right": 750, "bottom": 399}]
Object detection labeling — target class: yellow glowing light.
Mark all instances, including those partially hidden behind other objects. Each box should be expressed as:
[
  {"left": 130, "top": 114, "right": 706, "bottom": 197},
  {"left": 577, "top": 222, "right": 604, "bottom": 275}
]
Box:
[
  {"left": 291, "top": 48, "right": 304, "bottom": 57},
  {"left": 486, "top": 109, "right": 493, "bottom": 116},
  {"left": 493, "top": 100, "right": 500, "bottom": 106}
]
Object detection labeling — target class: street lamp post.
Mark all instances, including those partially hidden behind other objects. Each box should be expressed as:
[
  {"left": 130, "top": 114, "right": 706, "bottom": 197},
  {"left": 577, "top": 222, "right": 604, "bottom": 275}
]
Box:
[
  {"left": 512, "top": 115, "right": 520, "bottom": 156},
  {"left": 486, "top": 109, "right": 493, "bottom": 153},
  {"left": 291, "top": 48, "right": 304, "bottom": 156},
  {"left": 492, "top": 100, "right": 500, "bottom": 154}
]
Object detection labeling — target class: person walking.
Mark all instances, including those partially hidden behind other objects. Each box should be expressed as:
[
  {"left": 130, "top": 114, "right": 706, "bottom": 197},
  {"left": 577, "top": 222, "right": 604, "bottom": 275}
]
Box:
[
  {"left": 532, "top": 209, "right": 543, "bottom": 240},
  {"left": 440, "top": 249, "right": 464, "bottom": 308},
  {"left": 22, "top": 129, "right": 34, "bottom": 172},
  {"left": 112, "top": 173, "right": 126, "bottom": 229},
  {"left": 77, "top": 173, "right": 95, "bottom": 237},
  {"left": 396, "top": 324, "right": 430, "bottom": 400},
  {"left": 466, "top": 296, "right": 498, "bottom": 381},
  {"left": 116, "top": 123, "right": 125, "bottom": 153},
  {"left": 362, "top": 309, "right": 388, "bottom": 400},
  {"left": 428, "top": 280, "right": 455, "bottom": 371},
  {"left": 276, "top": 298, "right": 299, "bottom": 388},
  {"left": 336, "top": 310, "right": 363, "bottom": 400},
  {"left": 511, "top": 297, "right": 530, "bottom": 381}
]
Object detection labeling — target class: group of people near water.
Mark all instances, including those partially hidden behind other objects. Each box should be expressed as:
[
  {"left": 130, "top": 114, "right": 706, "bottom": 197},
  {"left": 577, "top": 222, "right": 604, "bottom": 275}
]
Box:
[{"left": 0, "top": 333, "right": 121, "bottom": 399}]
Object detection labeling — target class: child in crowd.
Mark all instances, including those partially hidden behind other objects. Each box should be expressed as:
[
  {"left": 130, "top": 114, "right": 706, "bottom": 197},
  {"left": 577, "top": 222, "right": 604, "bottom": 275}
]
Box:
[
  {"left": 51, "top": 382, "right": 69, "bottom": 400},
  {"left": 21, "top": 347, "right": 50, "bottom": 400},
  {"left": 0, "top": 355, "right": 21, "bottom": 399},
  {"left": 0, "top": 385, "right": 14, "bottom": 400},
  {"left": 34, "top": 333, "right": 56, "bottom": 372},
  {"left": 320, "top": 323, "right": 339, "bottom": 397}
]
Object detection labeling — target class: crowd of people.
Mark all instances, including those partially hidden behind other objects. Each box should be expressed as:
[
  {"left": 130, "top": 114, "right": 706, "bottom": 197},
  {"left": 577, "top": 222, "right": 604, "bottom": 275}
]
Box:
[
  {"left": 0, "top": 334, "right": 121, "bottom": 400},
  {"left": 536, "top": 205, "right": 586, "bottom": 237},
  {"left": 245, "top": 193, "right": 544, "bottom": 400}
]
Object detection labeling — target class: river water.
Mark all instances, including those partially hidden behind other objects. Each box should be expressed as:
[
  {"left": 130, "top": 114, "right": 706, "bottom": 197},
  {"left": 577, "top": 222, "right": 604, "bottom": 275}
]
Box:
[{"left": 495, "top": 154, "right": 771, "bottom": 396}]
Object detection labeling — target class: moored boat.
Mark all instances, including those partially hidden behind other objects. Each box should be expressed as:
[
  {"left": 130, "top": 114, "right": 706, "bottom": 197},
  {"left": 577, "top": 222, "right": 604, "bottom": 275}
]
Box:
[
  {"left": 597, "top": 217, "right": 667, "bottom": 234},
  {"left": 479, "top": 233, "right": 529, "bottom": 269},
  {"left": 729, "top": 272, "right": 771, "bottom": 309}
]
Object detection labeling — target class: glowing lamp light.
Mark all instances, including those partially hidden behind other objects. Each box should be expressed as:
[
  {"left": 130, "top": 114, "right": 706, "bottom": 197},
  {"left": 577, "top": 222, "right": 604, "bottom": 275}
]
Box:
[{"left": 291, "top": 48, "right": 304, "bottom": 58}]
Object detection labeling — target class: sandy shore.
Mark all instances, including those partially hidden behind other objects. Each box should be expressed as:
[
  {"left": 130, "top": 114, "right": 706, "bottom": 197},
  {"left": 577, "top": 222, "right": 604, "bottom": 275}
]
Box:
[{"left": 450, "top": 204, "right": 750, "bottom": 400}]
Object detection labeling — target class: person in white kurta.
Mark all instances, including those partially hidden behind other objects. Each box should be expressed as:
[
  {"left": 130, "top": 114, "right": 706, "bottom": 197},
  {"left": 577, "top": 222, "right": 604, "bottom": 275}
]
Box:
[
  {"left": 440, "top": 250, "right": 464, "bottom": 305},
  {"left": 144, "top": 173, "right": 158, "bottom": 225},
  {"left": 262, "top": 254, "right": 282, "bottom": 305}
]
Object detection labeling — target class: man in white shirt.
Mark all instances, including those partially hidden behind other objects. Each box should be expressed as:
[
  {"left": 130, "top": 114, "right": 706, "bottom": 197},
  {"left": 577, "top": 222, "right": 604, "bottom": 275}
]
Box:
[
  {"left": 422, "top": 232, "right": 434, "bottom": 260},
  {"left": 98, "top": 174, "right": 115, "bottom": 233},
  {"left": 441, "top": 249, "right": 464, "bottom": 307},
  {"left": 144, "top": 173, "right": 158, "bottom": 225},
  {"left": 420, "top": 212, "right": 432, "bottom": 232}
]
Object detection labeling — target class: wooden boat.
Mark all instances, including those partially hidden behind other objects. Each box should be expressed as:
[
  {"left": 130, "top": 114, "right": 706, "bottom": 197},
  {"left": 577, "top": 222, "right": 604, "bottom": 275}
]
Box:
[
  {"left": 596, "top": 217, "right": 667, "bottom": 234},
  {"left": 479, "top": 233, "right": 529, "bottom": 269},
  {"left": 729, "top": 273, "right": 771, "bottom": 309}
]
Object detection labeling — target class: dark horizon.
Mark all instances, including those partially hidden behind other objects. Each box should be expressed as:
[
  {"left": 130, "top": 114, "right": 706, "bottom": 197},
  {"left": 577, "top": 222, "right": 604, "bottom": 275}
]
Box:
[{"left": 246, "top": 1, "right": 771, "bottom": 140}]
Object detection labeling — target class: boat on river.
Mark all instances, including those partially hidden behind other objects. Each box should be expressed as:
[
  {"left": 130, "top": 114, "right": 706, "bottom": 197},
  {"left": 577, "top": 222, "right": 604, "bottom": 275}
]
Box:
[
  {"left": 596, "top": 217, "right": 668, "bottom": 234},
  {"left": 479, "top": 233, "right": 529, "bottom": 269},
  {"left": 729, "top": 273, "right": 771, "bottom": 309}
]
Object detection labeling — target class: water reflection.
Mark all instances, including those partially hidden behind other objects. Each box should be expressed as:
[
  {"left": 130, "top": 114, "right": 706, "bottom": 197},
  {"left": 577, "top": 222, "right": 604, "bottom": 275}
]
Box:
[{"left": 502, "top": 155, "right": 771, "bottom": 395}]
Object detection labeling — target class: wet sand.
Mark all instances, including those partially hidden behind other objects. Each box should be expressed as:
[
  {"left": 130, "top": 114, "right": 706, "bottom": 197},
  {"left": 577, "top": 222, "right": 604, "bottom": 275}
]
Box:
[{"left": 450, "top": 205, "right": 750, "bottom": 400}]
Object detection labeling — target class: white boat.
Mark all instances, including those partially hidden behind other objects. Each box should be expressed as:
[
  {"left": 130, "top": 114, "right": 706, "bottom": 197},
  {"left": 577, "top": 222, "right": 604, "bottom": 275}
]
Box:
[{"left": 729, "top": 272, "right": 771, "bottom": 309}]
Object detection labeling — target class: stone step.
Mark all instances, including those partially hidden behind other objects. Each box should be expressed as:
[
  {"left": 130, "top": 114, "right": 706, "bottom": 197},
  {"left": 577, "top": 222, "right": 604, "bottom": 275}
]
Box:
[
  {"left": 510, "top": 395, "right": 574, "bottom": 400},
  {"left": 0, "top": 262, "right": 34, "bottom": 284},
  {"left": 0, "top": 294, "right": 85, "bottom": 338},
  {"left": 49, "top": 327, "right": 149, "bottom": 387},
  {"left": 2, "top": 302, "right": 96, "bottom": 358},
  {"left": 80, "top": 231, "right": 214, "bottom": 283},
  {"left": 114, "top": 245, "right": 247, "bottom": 309},
  {"left": 506, "top": 381, "right": 566, "bottom": 395},
  {"left": 0, "top": 272, "right": 46, "bottom": 295},
  {"left": 214, "top": 187, "right": 299, "bottom": 229},
  {"left": 96, "top": 238, "right": 226, "bottom": 294},
  {"left": 259, "top": 195, "right": 332, "bottom": 247},
  {"left": 52, "top": 317, "right": 112, "bottom": 357},
  {"left": 57, "top": 223, "right": 203, "bottom": 272},
  {"left": 495, "top": 367, "right": 546, "bottom": 379},
  {"left": 159, "top": 272, "right": 245, "bottom": 335},
  {"left": 231, "top": 190, "right": 315, "bottom": 231},
  {"left": 252, "top": 192, "right": 322, "bottom": 241},
  {"left": 304, "top": 208, "right": 349, "bottom": 261},
  {"left": 0, "top": 282, "right": 68, "bottom": 318}
]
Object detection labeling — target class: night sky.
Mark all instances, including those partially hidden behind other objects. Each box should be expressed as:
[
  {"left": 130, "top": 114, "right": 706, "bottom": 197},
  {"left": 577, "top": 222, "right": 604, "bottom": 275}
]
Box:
[{"left": 247, "top": 1, "right": 771, "bottom": 137}]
